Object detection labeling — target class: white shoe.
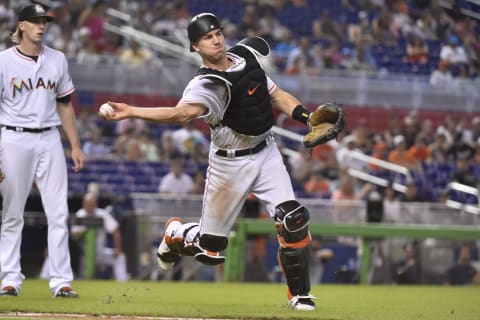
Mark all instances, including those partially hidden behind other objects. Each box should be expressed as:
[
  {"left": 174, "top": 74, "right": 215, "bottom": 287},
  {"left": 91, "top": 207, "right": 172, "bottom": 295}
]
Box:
[
  {"left": 288, "top": 294, "right": 316, "bottom": 311},
  {"left": 156, "top": 218, "right": 182, "bottom": 271}
]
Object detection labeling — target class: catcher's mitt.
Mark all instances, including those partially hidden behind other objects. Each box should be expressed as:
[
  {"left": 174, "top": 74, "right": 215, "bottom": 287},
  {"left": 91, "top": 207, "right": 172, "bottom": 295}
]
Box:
[{"left": 303, "top": 102, "right": 345, "bottom": 148}]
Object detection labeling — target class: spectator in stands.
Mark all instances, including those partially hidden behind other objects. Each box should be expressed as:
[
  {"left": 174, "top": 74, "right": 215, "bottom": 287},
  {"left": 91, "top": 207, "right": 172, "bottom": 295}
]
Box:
[
  {"left": 124, "top": 138, "right": 143, "bottom": 161},
  {"left": 138, "top": 130, "right": 161, "bottom": 162},
  {"left": 401, "top": 114, "right": 420, "bottom": 149},
  {"left": 237, "top": 4, "right": 260, "bottom": 37},
  {"left": 223, "top": 23, "right": 240, "bottom": 49},
  {"left": 119, "top": 39, "right": 153, "bottom": 67},
  {"left": 257, "top": 5, "right": 284, "bottom": 45},
  {"left": 323, "top": 40, "right": 343, "bottom": 69},
  {"left": 350, "top": 41, "right": 377, "bottom": 72},
  {"left": 72, "top": 193, "right": 128, "bottom": 281},
  {"left": 309, "top": 238, "right": 333, "bottom": 284},
  {"left": 82, "top": 127, "right": 111, "bottom": 159},
  {"left": 429, "top": 60, "right": 453, "bottom": 87},
  {"left": 418, "top": 119, "right": 435, "bottom": 146},
  {"left": 452, "top": 156, "right": 477, "bottom": 187},
  {"left": 444, "top": 242, "right": 479, "bottom": 286},
  {"left": 392, "top": 241, "right": 421, "bottom": 284},
  {"left": 273, "top": 27, "right": 296, "bottom": 69},
  {"left": 369, "top": 137, "right": 389, "bottom": 172},
  {"left": 388, "top": 135, "right": 420, "bottom": 171},
  {"left": 170, "top": 120, "right": 209, "bottom": 160},
  {"left": 399, "top": 181, "right": 427, "bottom": 202},
  {"left": 303, "top": 168, "right": 331, "bottom": 198},
  {"left": 406, "top": 135, "right": 430, "bottom": 162},
  {"left": 331, "top": 174, "right": 373, "bottom": 202},
  {"left": 75, "top": 27, "right": 98, "bottom": 63},
  {"left": 42, "top": 193, "right": 129, "bottom": 282},
  {"left": 430, "top": 3, "right": 455, "bottom": 41},
  {"left": 372, "top": 6, "right": 397, "bottom": 45},
  {"left": 44, "top": 2, "right": 70, "bottom": 52},
  {"left": 160, "top": 130, "right": 177, "bottom": 161},
  {"left": 339, "top": 47, "right": 356, "bottom": 69},
  {"left": 427, "top": 132, "right": 450, "bottom": 162},
  {"left": 189, "top": 170, "right": 206, "bottom": 195},
  {"left": 471, "top": 117, "right": 480, "bottom": 143},
  {"left": 439, "top": 34, "right": 468, "bottom": 67},
  {"left": 336, "top": 134, "right": 365, "bottom": 171},
  {"left": 435, "top": 115, "right": 456, "bottom": 150},
  {"left": 406, "top": 34, "right": 428, "bottom": 64},
  {"left": 382, "top": 182, "right": 401, "bottom": 223},
  {"left": 77, "top": 0, "right": 107, "bottom": 52},
  {"left": 158, "top": 157, "right": 194, "bottom": 194},
  {"left": 285, "top": 36, "right": 318, "bottom": 75},
  {"left": 348, "top": 11, "right": 374, "bottom": 45},
  {"left": 112, "top": 127, "right": 137, "bottom": 158},
  {"left": 116, "top": 118, "right": 146, "bottom": 136},
  {"left": 312, "top": 10, "right": 345, "bottom": 44},
  {"left": 288, "top": 145, "right": 317, "bottom": 184},
  {"left": 76, "top": 108, "right": 97, "bottom": 141}
]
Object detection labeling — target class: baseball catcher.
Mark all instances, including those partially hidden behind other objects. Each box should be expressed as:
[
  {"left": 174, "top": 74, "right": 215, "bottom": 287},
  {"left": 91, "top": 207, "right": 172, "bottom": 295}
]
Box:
[{"left": 295, "top": 102, "right": 345, "bottom": 148}]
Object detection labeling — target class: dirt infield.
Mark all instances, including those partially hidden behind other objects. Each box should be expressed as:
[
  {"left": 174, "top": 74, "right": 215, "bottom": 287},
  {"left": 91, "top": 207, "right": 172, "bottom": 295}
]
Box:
[{"left": 0, "top": 313, "right": 235, "bottom": 320}]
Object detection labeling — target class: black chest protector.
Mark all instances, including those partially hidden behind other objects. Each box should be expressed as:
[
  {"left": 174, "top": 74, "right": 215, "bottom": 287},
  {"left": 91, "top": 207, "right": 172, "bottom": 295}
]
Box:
[{"left": 197, "top": 45, "right": 274, "bottom": 136}]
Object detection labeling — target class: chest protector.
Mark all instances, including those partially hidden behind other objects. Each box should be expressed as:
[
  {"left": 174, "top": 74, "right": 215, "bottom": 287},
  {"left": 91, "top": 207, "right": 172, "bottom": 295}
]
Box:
[{"left": 197, "top": 45, "right": 274, "bottom": 136}]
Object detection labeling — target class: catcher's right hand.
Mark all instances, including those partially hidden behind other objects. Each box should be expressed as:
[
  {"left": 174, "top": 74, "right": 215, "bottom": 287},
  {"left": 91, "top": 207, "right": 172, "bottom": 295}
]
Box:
[{"left": 303, "top": 102, "right": 345, "bottom": 148}]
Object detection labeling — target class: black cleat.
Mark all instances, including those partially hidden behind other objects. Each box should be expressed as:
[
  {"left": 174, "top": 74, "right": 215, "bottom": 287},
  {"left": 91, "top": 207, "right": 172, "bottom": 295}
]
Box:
[
  {"left": 0, "top": 286, "right": 18, "bottom": 296},
  {"left": 54, "top": 287, "right": 79, "bottom": 298}
]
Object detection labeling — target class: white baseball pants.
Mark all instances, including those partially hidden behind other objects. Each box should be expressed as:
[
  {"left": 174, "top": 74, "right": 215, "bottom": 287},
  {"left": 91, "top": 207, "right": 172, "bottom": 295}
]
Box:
[{"left": 0, "top": 128, "right": 74, "bottom": 294}]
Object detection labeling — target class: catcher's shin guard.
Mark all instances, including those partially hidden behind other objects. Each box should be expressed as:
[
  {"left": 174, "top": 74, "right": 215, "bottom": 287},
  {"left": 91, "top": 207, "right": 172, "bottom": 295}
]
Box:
[{"left": 274, "top": 200, "right": 312, "bottom": 297}]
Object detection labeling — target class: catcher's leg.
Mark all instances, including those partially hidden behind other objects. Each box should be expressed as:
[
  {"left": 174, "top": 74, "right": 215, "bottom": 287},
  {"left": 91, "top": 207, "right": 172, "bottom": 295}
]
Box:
[
  {"left": 156, "top": 218, "right": 225, "bottom": 271},
  {"left": 275, "top": 200, "right": 316, "bottom": 311}
]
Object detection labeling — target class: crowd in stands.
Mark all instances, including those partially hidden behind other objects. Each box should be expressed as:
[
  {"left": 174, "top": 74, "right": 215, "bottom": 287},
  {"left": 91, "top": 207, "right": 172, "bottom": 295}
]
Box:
[
  {"left": 0, "top": 0, "right": 479, "bottom": 82},
  {"left": 1, "top": 0, "right": 478, "bottom": 204},
  {"left": 63, "top": 99, "right": 480, "bottom": 209}
]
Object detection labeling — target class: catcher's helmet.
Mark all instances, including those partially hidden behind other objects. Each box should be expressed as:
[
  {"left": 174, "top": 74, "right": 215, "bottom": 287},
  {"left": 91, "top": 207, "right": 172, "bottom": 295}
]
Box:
[{"left": 187, "top": 13, "right": 222, "bottom": 52}]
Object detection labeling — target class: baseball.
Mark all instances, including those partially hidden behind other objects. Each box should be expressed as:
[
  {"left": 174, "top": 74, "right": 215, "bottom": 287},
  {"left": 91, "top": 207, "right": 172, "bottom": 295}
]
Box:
[{"left": 99, "top": 103, "right": 114, "bottom": 117}]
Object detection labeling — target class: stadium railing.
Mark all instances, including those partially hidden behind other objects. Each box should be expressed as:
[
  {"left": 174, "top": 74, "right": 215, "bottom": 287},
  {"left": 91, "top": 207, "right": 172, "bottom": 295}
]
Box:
[
  {"left": 224, "top": 219, "right": 480, "bottom": 284},
  {"left": 130, "top": 193, "right": 480, "bottom": 283}
]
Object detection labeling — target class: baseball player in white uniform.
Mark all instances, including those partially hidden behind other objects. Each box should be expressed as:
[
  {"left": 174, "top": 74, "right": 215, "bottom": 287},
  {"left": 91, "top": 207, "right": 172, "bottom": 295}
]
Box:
[
  {"left": 0, "top": 4, "right": 85, "bottom": 298},
  {"left": 101, "top": 13, "right": 317, "bottom": 310}
]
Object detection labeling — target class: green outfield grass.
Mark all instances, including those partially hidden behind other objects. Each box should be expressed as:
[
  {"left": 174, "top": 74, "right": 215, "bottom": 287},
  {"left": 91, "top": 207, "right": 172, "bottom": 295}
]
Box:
[{"left": 0, "top": 280, "right": 479, "bottom": 320}]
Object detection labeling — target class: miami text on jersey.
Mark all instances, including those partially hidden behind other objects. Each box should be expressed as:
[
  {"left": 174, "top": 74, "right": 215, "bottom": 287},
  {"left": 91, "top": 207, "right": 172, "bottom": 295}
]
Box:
[{"left": 11, "top": 77, "right": 57, "bottom": 98}]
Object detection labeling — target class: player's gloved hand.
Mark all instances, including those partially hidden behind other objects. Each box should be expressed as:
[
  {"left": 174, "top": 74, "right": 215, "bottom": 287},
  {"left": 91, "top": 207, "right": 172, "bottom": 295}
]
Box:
[{"left": 303, "top": 102, "right": 345, "bottom": 148}]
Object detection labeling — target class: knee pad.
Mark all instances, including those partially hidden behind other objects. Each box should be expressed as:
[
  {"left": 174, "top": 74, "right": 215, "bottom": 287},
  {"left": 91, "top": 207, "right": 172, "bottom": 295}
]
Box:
[
  {"left": 274, "top": 200, "right": 310, "bottom": 244},
  {"left": 199, "top": 233, "right": 228, "bottom": 252}
]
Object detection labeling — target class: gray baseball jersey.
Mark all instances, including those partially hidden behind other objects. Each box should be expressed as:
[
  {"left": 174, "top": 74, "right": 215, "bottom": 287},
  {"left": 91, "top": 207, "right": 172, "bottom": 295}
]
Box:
[{"left": 179, "top": 48, "right": 296, "bottom": 237}]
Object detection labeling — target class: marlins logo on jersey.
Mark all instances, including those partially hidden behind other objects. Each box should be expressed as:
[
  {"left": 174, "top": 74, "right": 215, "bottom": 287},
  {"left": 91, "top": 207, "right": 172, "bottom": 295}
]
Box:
[{"left": 11, "top": 77, "right": 57, "bottom": 98}]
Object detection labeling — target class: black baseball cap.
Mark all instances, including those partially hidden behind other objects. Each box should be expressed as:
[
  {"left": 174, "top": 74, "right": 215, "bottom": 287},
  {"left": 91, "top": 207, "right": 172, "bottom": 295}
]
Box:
[{"left": 18, "top": 4, "right": 54, "bottom": 22}]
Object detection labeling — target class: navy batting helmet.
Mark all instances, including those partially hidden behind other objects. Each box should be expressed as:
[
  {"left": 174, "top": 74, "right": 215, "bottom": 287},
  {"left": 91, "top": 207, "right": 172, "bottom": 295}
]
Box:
[{"left": 187, "top": 13, "right": 222, "bottom": 52}]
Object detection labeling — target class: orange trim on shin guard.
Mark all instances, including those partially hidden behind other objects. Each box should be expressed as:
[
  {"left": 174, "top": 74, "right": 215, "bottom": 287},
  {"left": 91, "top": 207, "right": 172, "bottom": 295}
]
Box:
[{"left": 277, "top": 232, "right": 312, "bottom": 249}]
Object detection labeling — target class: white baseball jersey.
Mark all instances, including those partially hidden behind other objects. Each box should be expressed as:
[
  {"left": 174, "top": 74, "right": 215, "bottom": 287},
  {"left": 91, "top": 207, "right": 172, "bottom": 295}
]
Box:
[
  {"left": 158, "top": 172, "right": 194, "bottom": 194},
  {"left": 179, "top": 48, "right": 296, "bottom": 237},
  {"left": 0, "top": 46, "right": 74, "bottom": 127},
  {"left": 73, "top": 208, "right": 119, "bottom": 251},
  {"left": 0, "top": 45, "right": 75, "bottom": 295}
]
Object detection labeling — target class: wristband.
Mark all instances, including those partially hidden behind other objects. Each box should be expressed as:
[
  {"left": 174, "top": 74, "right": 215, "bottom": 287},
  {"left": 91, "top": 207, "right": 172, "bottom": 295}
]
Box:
[{"left": 292, "top": 105, "right": 311, "bottom": 125}]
